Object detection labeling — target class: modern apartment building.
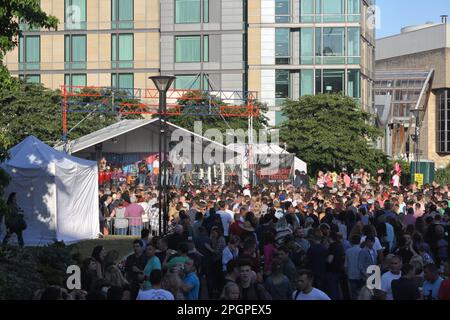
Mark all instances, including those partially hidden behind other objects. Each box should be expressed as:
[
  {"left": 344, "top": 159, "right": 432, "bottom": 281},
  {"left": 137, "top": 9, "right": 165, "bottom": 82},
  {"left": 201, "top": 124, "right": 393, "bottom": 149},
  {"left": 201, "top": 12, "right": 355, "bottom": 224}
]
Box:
[
  {"left": 4, "top": 0, "right": 160, "bottom": 90},
  {"left": 247, "top": 0, "right": 375, "bottom": 126},
  {"left": 4, "top": 0, "right": 375, "bottom": 127},
  {"left": 376, "top": 20, "right": 450, "bottom": 168},
  {"left": 160, "top": 0, "right": 246, "bottom": 92}
]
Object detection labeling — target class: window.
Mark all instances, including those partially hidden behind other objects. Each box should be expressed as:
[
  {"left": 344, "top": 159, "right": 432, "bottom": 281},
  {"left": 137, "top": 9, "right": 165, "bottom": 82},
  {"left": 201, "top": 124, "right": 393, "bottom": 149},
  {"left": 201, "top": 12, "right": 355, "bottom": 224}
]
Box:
[
  {"left": 347, "top": 0, "right": 361, "bottom": 22},
  {"left": 275, "top": 111, "right": 288, "bottom": 126},
  {"left": 300, "top": 0, "right": 314, "bottom": 22},
  {"left": 20, "top": 75, "right": 41, "bottom": 84},
  {"left": 175, "top": 75, "right": 201, "bottom": 90},
  {"left": 315, "top": 28, "right": 322, "bottom": 64},
  {"left": 322, "top": 0, "right": 344, "bottom": 22},
  {"left": 275, "top": 70, "right": 290, "bottom": 106},
  {"left": 275, "top": 28, "right": 290, "bottom": 64},
  {"left": 65, "top": 0, "right": 86, "bottom": 30},
  {"left": 112, "top": 73, "right": 134, "bottom": 91},
  {"left": 275, "top": 0, "right": 290, "bottom": 23},
  {"left": 300, "top": 69, "right": 314, "bottom": 96},
  {"left": 175, "top": 36, "right": 209, "bottom": 62},
  {"left": 204, "top": 0, "right": 209, "bottom": 23},
  {"left": 322, "top": 69, "right": 345, "bottom": 94},
  {"left": 203, "top": 36, "right": 209, "bottom": 62},
  {"left": 112, "top": 34, "right": 134, "bottom": 68},
  {"left": 175, "top": 0, "right": 201, "bottom": 23},
  {"left": 65, "top": 74, "right": 87, "bottom": 92},
  {"left": 347, "top": 70, "right": 360, "bottom": 98},
  {"left": 322, "top": 27, "right": 345, "bottom": 64},
  {"left": 65, "top": 35, "right": 86, "bottom": 69},
  {"left": 174, "top": 74, "right": 210, "bottom": 90},
  {"left": 19, "top": 36, "right": 40, "bottom": 70},
  {"left": 347, "top": 28, "right": 360, "bottom": 64},
  {"left": 437, "top": 90, "right": 450, "bottom": 153},
  {"left": 112, "top": 0, "right": 134, "bottom": 29},
  {"left": 308, "top": 0, "right": 357, "bottom": 22},
  {"left": 300, "top": 28, "right": 314, "bottom": 64}
]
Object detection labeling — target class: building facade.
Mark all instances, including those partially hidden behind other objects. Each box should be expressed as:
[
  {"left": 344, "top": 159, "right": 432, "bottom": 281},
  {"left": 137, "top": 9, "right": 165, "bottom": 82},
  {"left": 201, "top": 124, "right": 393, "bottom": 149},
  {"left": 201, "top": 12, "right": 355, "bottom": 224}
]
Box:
[
  {"left": 4, "top": 0, "right": 375, "bottom": 127},
  {"left": 4, "top": 0, "right": 160, "bottom": 90},
  {"left": 376, "top": 22, "right": 450, "bottom": 168},
  {"left": 160, "top": 0, "right": 246, "bottom": 92},
  {"left": 247, "top": 0, "right": 375, "bottom": 126}
]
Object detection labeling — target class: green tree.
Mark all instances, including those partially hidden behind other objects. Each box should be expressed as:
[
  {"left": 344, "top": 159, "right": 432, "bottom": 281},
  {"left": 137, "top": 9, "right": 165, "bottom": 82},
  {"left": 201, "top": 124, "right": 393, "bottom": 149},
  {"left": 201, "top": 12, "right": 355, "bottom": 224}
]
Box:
[
  {"left": 279, "top": 94, "right": 388, "bottom": 174},
  {"left": 0, "top": 0, "right": 58, "bottom": 89},
  {"left": 0, "top": 129, "right": 12, "bottom": 222},
  {"left": 165, "top": 90, "right": 269, "bottom": 137},
  {"left": 0, "top": 82, "right": 141, "bottom": 223},
  {"left": 436, "top": 163, "right": 450, "bottom": 186}
]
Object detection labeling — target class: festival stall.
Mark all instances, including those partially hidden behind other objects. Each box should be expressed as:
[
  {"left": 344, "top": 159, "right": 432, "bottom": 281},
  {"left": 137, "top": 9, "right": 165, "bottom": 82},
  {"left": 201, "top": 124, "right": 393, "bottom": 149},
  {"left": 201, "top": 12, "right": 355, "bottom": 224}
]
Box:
[{"left": 1, "top": 136, "right": 99, "bottom": 245}]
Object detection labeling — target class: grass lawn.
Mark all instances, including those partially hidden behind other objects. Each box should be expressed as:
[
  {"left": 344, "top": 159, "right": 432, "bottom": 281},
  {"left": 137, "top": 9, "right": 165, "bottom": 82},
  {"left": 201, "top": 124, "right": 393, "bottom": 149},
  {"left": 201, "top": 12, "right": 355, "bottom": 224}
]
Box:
[{"left": 68, "top": 236, "right": 138, "bottom": 261}]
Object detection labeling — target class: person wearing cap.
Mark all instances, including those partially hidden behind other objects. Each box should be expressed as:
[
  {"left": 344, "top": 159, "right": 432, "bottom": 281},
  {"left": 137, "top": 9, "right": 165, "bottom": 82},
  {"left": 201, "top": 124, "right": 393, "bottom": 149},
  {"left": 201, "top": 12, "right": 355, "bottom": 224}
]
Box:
[{"left": 239, "top": 221, "right": 257, "bottom": 244}]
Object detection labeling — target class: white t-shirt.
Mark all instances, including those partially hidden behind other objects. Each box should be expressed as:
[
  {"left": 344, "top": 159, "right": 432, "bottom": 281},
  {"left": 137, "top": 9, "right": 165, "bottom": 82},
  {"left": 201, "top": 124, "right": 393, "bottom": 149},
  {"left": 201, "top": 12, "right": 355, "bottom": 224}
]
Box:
[
  {"left": 360, "top": 236, "right": 383, "bottom": 252},
  {"left": 139, "top": 202, "right": 150, "bottom": 214},
  {"left": 293, "top": 288, "right": 331, "bottom": 301},
  {"left": 217, "top": 210, "right": 234, "bottom": 236},
  {"left": 136, "top": 288, "right": 174, "bottom": 300},
  {"left": 381, "top": 271, "right": 402, "bottom": 300},
  {"left": 392, "top": 174, "right": 400, "bottom": 187},
  {"left": 360, "top": 236, "right": 383, "bottom": 264}
]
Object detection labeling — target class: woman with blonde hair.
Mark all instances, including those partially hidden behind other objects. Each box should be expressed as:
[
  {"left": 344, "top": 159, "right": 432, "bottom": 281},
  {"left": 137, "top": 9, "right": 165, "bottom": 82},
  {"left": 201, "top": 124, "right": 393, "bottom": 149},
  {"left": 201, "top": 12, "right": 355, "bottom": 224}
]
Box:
[
  {"left": 104, "top": 265, "right": 131, "bottom": 300},
  {"left": 220, "top": 281, "right": 240, "bottom": 300}
]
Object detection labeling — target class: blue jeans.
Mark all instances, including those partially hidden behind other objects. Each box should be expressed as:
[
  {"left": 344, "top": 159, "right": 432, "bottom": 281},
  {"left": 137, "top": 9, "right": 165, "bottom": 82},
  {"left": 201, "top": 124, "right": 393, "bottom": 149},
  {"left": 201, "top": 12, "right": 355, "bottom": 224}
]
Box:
[
  {"left": 129, "top": 225, "right": 142, "bottom": 236},
  {"left": 114, "top": 228, "right": 128, "bottom": 236},
  {"left": 138, "top": 173, "right": 146, "bottom": 186},
  {"left": 173, "top": 173, "right": 182, "bottom": 188}
]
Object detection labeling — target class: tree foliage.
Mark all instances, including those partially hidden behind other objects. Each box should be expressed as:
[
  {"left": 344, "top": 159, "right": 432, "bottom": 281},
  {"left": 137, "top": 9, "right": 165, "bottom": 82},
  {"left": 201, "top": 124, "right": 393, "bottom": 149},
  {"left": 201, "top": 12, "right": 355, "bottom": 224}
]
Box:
[
  {"left": 0, "top": 129, "right": 12, "bottom": 219},
  {"left": 0, "top": 0, "right": 58, "bottom": 89},
  {"left": 0, "top": 82, "right": 142, "bottom": 147},
  {"left": 279, "top": 94, "right": 388, "bottom": 174},
  {"left": 0, "top": 244, "right": 75, "bottom": 299},
  {"left": 436, "top": 163, "right": 450, "bottom": 186},
  {"left": 165, "top": 90, "right": 269, "bottom": 135}
]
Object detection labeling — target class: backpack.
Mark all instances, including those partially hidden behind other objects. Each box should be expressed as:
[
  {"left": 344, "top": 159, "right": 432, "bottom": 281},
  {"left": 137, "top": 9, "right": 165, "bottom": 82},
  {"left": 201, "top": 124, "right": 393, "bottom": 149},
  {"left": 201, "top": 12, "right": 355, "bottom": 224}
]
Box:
[{"left": 294, "top": 290, "right": 301, "bottom": 300}]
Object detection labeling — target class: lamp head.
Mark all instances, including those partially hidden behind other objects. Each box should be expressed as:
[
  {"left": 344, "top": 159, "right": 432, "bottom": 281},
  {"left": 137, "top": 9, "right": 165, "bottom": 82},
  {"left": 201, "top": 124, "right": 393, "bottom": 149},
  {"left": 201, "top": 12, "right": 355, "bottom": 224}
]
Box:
[{"left": 150, "top": 76, "right": 176, "bottom": 92}]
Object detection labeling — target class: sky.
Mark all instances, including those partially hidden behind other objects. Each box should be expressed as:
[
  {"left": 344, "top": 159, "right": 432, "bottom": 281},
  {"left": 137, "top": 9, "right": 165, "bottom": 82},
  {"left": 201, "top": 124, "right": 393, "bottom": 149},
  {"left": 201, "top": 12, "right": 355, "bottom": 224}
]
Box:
[{"left": 376, "top": 0, "right": 449, "bottom": 39}]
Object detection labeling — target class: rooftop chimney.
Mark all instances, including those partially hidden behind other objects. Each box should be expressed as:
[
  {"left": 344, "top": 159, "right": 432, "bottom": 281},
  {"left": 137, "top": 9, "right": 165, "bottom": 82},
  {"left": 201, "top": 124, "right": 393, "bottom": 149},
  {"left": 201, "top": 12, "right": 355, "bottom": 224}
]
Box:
[{"left": 441, "top": 15, "right": 448, "bottom": 23}]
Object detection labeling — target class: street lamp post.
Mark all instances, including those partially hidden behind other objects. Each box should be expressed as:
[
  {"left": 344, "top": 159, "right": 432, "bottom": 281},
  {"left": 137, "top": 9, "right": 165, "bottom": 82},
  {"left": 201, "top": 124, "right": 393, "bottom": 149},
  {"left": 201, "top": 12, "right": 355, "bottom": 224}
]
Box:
[
  {"left": 149, "top": 76, "right": 176, "bottom": 236},
  {"left": 410, "top": 108, "right": 425, "bottom": 177}
]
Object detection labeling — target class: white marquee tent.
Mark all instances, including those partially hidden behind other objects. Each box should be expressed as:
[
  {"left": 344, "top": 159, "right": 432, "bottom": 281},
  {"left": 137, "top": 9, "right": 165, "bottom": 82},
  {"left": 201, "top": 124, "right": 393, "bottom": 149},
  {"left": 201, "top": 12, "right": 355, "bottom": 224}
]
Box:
[
  {"left": 1, "top": 136, "right": 99, "bottom": 245},
  {"left": 226, "top": 143, "right": 307, "bottom": 184}
]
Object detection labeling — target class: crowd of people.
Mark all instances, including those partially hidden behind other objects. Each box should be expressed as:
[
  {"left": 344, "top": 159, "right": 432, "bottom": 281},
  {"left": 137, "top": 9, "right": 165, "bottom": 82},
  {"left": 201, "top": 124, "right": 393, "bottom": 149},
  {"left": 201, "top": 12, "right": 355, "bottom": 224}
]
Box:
[{"left": 32, "top": 162, "right": 450, "bottom": 300}]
